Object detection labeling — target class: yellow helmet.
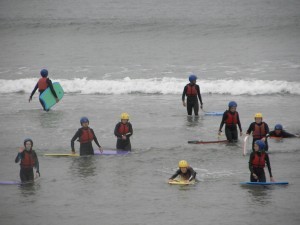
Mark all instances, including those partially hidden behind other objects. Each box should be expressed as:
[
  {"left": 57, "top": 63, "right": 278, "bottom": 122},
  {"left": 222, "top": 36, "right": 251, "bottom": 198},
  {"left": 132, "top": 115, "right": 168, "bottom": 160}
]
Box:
[
  {"left": 178, "top": 160, "right": 189, "bottom": 168},
  {"left": 120, "top": 112, "right": 129, "bottom": 120},
  {"left": 254, "top": 113, "right": 263, "bottom": 118}
]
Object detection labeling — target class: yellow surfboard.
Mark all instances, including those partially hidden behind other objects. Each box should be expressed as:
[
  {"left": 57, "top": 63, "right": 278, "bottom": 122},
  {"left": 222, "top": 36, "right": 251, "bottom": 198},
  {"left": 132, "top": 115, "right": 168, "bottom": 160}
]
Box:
[{"left": 168, "top": 179, "right": 196, "bottom": 185}]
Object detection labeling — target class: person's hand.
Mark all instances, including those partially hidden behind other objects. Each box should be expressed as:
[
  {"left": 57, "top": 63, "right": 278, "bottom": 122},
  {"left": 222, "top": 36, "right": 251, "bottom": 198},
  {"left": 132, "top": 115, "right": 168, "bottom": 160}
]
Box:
[
  {"left": 261, "top": 137, "right": 266, "bottom": 142},
  {"left": 270, "top": 177, "right": 275, "bottom": 182},
  {"left": 36, "top": 171, "right": 40, "bottom": 177},
  {"left": 122, "top": 135, "right": 127, "bottom": 140},
  {"left": 200, "top": 104, "right": 203, "bottom": 109},
  {"left": 29, "top": 96, "right": 32, "bottom": 102},
  {"left": 71, "top": 150, "right": 76, "bottom": 154},
  {"left": 240, "top": 131, "right": 243, "bottom": 136},
  {"left": 99, "top": 146, "right": 103, "bottom": 153},
  {"left": 218, "top": 131, "right": 222, "bottom": 136},
  {"left": 55, "top": 98, "right": 59, "bottom": 103},
  {"left": 252, "top": 173, "right": 258, "bottom": 179},
  {"left": 182, "top": 101, "right": 186, "bottom": 107},
  {"left": 19, "top": 147, "right": 24, "bottom": 153}
]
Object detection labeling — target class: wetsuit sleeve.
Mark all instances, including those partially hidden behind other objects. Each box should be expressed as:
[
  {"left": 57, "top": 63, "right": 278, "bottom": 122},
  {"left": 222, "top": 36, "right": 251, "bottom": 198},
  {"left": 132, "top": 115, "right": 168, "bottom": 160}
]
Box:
[
  {"left": 265, "top": 154, "right": 273, "bottom": 177},
  {"left": 33, "top": 151, "right": 40, "bottom": 172},
  {"left": 15, "top": 152, "right": 23, "bottom": 163},
  {"left": 169, "top": 169, "right": 181, "bottom": 180},
  {"left": 188, "top": 167, "right": 197, "bottom": 181},
  {"left": 237, "top": 112, "right": 242, "bottom": 132},
  {"left": 264, "top": 123, "right": 269, "bottom": 136},
  {"left": 248, "top": 152, "right": 255, "bottom": 174},
  {"left": 91, "top": 129, "right": 101, "bottom": 148},
  {"left": 30, "top": 83, "right": 39, "bottom": 98},
  {"left": 114, "top": 123, "right": 122, "bottom": 138},
  {"left": 47, "top": 78, "right": 58, "bottom": 98},
  {"left": 282, "top": 131, "right": 296, "bottom": 138},
  {"left": 246, "top": 123, "right": 254, "bottom": 135},
  {"left": 196, "top": 85, "right": 203, "bottom": 105},
  {"left": 219, "top": 111, "right": 228, "bottom": 132},
  {"left": 126, "top": 123, "right": 133, "bottom": 137},
  {"left": 71, "top": 129, "right": 81, "bottom": 151},
  {"left": 182, "top": 85, "right": 187, "bottom": 101}
]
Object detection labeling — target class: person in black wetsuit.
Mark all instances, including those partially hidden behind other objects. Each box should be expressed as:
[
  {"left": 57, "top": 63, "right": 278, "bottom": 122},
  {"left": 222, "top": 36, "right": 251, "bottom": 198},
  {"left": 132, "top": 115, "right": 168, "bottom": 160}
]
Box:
[
  {"left": 114, "top": 112, "right": 133, "bottom": 151},
  {"left": 182, "top": 74, "right": 203, "bottom": 116},
  {"left": 246, "top": 113, "right": 269, "bottom": 151},
  {"left": 29, "top": 69, "right": 59, "bottom": 111},
  {"left": 71, "top": 117, "right": 103, "bottom": 156},
  {"left": 266, "top": 124, "right": 299, "bottom": 139},
  {"left": 169, "top": 160, "right": 196, "bottom": 182},
  {"left": 15, "top": 138, "right": 40, "bottom": 182},
  {"left": 248, "top": 140, "right": 275, "bottom": 182},
  {"left": 218, "top": 101, "right": 242, "bottom": 142}
]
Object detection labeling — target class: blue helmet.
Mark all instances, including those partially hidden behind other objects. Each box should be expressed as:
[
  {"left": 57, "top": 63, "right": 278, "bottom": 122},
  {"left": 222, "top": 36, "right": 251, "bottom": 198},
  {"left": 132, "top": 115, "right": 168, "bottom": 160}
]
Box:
[
  {"left": 189, "top": 74, "right": 197, "bottom": 82},
  {"left": 40, "top": 69, "right": 48, "bottom": 77},
  {"left": 228, "top": 101, "right": 237, "bottom": 108},
  {"left": 80, "top": 117, "right": 89, "bottom": 124},
  {"left": 274, "top": 124, "right": 283, "bottom": 130},
  {"left": 24, "top": 138, "right": 33, "bottom": 147},
  {"left": 254, "top": 140, "right": 265, "bottom": 150}
]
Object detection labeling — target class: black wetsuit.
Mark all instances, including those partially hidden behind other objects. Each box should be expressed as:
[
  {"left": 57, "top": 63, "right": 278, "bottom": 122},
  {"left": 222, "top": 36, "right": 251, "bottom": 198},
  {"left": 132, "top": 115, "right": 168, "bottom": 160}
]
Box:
[
  {"left": 182, "top": 83, "right": 203, "bottom": 116},
  {"left": 71, "top": 127, "right": 101, "bottom": 156},
  {"left": 30, "top": 78, "right": 58, "bottom": 110},
  {"left": 114, "top": 122, "right": 133, "bottom": 151},
  {"left": 169, "top": 167, "right": 197, "bottom": 181},
  {"left": 15, "top": 150, "right": 39, "bottom": 182},
  {"left": 249, "top": 151, "right": 272, "bottom": 182},
  {"left": 246, "top": 122, "right": 269, "bottom": 151},
  {"left": 219, "top": 110, "right": 242, "bottom": 142},
  {"left": 267, "top": 130, "right": 297, "bottom": 138}
]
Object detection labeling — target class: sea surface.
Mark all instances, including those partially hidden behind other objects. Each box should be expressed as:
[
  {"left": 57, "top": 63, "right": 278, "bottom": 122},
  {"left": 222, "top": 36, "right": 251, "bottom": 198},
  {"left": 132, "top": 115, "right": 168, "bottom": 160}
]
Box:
[{"left": 0, "top": 0, "right": 300, "bottom": 225}]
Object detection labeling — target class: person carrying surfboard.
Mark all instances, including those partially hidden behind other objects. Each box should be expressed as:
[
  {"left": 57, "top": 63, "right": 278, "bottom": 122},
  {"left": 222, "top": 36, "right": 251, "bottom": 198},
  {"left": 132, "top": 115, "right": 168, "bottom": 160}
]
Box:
[
  {"left": 246, "top": 113, "right": 270, "bottom": 151},
  {"left": 248, "top": 140, "right": 275, "bottom": 183},
  {"left": 169, "top": 160, "right": 196, "bottom": 183},
  {"left": 265, "top": 124, "right": 299, "bottom": 139},
  {"left": 29, "top": 69, "right": 59, "bottom": 111},
  {"left": 114, "top": 113, "right": 133, "bottom": 151},
  {"left": 15, "top": 138, "right": 40, "bottom": 182},
  {"left": 71, "top": 117, "right": 103, "bottom": 156},
  {"left": 218, "top": 101, "right": 242, "bottom": 142},
  {"left": 182, "top": 74, "right": 203, "bottom": 116}
]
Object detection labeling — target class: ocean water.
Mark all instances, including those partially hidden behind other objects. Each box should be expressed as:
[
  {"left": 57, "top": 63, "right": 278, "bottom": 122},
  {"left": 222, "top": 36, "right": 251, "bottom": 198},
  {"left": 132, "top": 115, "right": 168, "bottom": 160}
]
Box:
[{"left": 0, "top": 0, "right": 300, "bottom": 225}]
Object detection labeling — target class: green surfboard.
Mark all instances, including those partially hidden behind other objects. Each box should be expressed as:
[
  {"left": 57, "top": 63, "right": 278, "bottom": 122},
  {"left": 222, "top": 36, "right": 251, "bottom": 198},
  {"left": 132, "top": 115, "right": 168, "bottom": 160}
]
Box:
[{"left": 39, "top": 82, "right": 64, "bottom": 110}]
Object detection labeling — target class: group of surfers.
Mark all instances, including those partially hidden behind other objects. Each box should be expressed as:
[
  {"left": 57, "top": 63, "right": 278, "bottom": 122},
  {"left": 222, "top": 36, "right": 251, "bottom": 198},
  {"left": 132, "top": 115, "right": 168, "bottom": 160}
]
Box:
[{"left": 15, "top": 71, "right": 298, "bottom": 184}]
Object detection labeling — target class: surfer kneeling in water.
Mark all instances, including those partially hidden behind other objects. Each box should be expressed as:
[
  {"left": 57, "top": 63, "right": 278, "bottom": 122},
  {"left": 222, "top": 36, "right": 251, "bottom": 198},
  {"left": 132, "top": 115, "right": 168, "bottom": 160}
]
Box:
[
  {"left": 265, "top": 124, "right": 299, "bottom": 139},
  {"left": 15, "top": 138, "right": 40, "bottom": 182},
  {"left": 29, "top": 69, "right": 59, "bottom": 111},
  {"left": 114, "top": 112, "right": 133, "bottom": 151},
  {"left": 218, "top": 101, "right": 242, "bottom": 142},
  {"left": 169, "top": 160, "right": 196, "bottom": 183},
  {"left": 249, "top": 140, "right": 275, "bottom": 183},
  {"left": 71, "top": 117, "right": 103, "bottom": 156}
]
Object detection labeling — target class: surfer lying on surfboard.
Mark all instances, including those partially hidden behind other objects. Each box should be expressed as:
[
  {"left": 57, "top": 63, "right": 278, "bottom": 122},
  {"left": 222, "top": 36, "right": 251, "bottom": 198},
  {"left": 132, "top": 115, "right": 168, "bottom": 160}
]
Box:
[
  {"left": 248, "top": 140, "right": 275, "bottom": 183},
  {"left": 169, "top": 160, "right": 197, "bottom": 184},
  {"left": 15, "top": 138, "right": 40, "bottom": 182},
  {"left": 264, "top": 124, "right": 299, "bottom": 139}
]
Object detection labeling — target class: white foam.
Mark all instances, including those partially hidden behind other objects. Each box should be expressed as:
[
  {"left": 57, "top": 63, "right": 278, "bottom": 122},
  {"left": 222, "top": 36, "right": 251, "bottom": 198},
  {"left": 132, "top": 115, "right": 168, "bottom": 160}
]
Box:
[{"left": 0, "top": 77, "right": 299, "bottom": 95}]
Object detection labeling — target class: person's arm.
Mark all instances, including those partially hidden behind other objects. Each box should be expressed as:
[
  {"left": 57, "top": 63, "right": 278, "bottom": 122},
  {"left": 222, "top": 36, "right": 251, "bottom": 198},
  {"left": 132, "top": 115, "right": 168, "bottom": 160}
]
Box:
[
  {"left": 33, "top": 151, "right": 40, "bottom": 175},
  {"left": 246, "top": 123, "right": 254, "bottom": 135},
  {"left": 182, "top": 85, "right": 187, "bottom": 102},
  {"left": 114, "top": 123, "right": 122, "bottom": 138},
  {"left": 29, "top": 83, "right": 39, "bottom": 101},
  {"left": 218, "top": 112, "right": 227, "bottom": 133},
  {"left": 47, "top": 79, "right": 58, "bottom": 99},
  {"left": 71, "top": 129, "right": 81, "bottom": 152},
  {"left": 169, "top": 169, "right": 180, "bottom": 180},
  {"left": 264, "top": 123, "right": 269, "bottom": 137},
  {"left": 282, "top": 131, "right": 297, "bottom": 138},
  {"left": 265, "top": 154, "right": 273, "bottom": 179},
  {"left": 196, "top": 85, "right": 203, "bottom": 105},
  {"left": 91, "top": 129, "right": 101, "bottom": 148},
  {"left": 126, "top": 123, "right": 133, "bottom": 138},
  {"left": 236, "top": 112, "right": 242, "bottom": 132},
  {"left": 188, "top": 168, "right": 197, "bottom": 181},
  {"left": 15, "top": 152, "right": 23, "bottom": 163},
  {"left": 248, "top": 153, "right": 255, "bottom": 174}
]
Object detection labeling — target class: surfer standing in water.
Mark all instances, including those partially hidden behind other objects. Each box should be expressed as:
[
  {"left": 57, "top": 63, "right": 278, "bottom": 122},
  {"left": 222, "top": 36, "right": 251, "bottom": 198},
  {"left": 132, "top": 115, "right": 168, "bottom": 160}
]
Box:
[
  {"left": 15, "top": 138, "right": 40, "bottom": 182},
  {"left": 249, "top": 140, "right": 275, "bottom": 182},
  {"left": 169, "top": 160, "right": 196, "bottom": 183},
  {"left": 29, "top": 69, "right": 59, "bottom": 111},
  {"left": 71, "top": 117, "right": 103, "bottom": 156},
  {"left": 182, "top": 74, "right": 203, "bottom": 116},
  {"left": 218, "top": 101, "right": 243, "bottom": 142},
  {"left": 114, "top": 113, "right": 133, "bottom": 151}
]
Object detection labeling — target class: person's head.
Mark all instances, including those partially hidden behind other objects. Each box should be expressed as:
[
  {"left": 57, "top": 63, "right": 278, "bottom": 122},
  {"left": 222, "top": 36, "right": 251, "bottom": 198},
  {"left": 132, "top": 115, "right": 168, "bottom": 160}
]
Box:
[
  {"left": 40, "top": 69, "right": 48, "bottom": 78},
  {"left": 178, "top": 160, "right": 189, "bottom": 173},
  {"left": 23, "top": 138, "right": 33, "bottom": 151},
  {"left": 274, "top": 124, "right": 283, "bottom": 135},
  {"left": 254, "top": 140, "right": 265, "bottom": 152},
  {"left": 228, "top": 101, "right": 237, "bottom": 112},
  {"left": 80, "top": 117, "right": 89, "bottom": 128},
  {"left": 188, "top": 74, "right": 197, "bottom": 84},
  {"left": 120, "top": 112, "right": 129, "bottom": 124},
  {"left": 254, "top": 113, "right": 263, "bottom": 124}
]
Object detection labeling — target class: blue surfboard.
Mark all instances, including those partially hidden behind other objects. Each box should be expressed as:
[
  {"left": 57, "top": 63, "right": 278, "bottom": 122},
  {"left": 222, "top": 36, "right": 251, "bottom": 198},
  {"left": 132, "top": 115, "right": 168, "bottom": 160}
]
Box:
[
  {"left": 240, "top": 181, "right": 288, "bottom": 186},
  {"left": 204, "top": 111, "right": 223, "bottom": 116},
  {"left": 39, "top": 82, "right": 64, "bottom": 110}
]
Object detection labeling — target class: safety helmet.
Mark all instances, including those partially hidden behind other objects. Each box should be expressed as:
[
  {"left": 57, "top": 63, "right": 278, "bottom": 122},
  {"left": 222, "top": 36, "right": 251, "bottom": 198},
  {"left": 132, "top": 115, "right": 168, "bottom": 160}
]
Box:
[
  {"left": 274, "top": 124, "right": 283, "bottom": 130},
  {"left": 254, "top": 140, "right": 265, "bottom": 150},
  {"left": 23, "top": 138, "right": 33, "bottom": 147},
  {"left": 40, "top": 69, "right": 48, "bottom": 77},
  {"left": 120, "top": 112, "right": 129, "bottom": 120},
  {"left": 80, "top": 117, "right": 89, "bottom": 124},
  {"left": 254, "top": 113, "right": 263, "bottom": 118},
  {"left": 228, "top": 101, "right": 237, "bottom": 108},
  {"left": 178, "top": 160, "right": 189, "bottom": 168},
  {"left": 188, "top": 74, "right": 197, "bottom": 82}
]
